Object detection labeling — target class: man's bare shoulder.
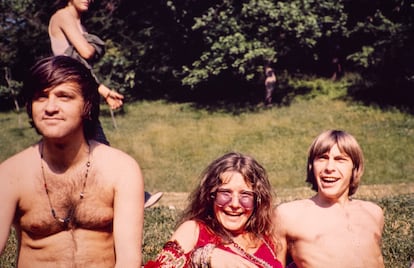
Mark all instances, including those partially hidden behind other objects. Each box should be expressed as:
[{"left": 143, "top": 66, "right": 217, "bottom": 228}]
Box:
[
  {"left": 90, "top": 142, "right": 143, "bottom": 183},
  {"left": 91, "top": 142, "right": 139, "bottom": 165},
  {"left": 350, "top": 198, "right": 384, "bottom": 219},
  {"left": 277, "top": 198, "right": 314, "bottom": 213},
  {"left": 275, "top": 198, "right": 315, "bottom": 223},
  {"left": 351, "top": 198, "right": 380, "bottom": 207},
  {"left": 0, "top": 144, "right": 38, "bottom": 172}
]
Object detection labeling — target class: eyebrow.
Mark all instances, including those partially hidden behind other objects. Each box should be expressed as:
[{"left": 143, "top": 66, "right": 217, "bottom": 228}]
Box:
[{"left": 217, "top": 188, "right": 254, "bottom": 193}]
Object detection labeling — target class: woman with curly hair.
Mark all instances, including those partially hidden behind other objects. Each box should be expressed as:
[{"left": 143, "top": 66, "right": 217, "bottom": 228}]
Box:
[{"left": 145, "top": 152, "right": 282, "bottom": 268}]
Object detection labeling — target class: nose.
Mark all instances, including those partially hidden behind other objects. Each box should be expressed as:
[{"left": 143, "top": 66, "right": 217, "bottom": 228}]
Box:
[
  {"left": 44, "top": 96, "right": 59, "bottom": 114},
  {"left": 228, "top": 193, "right": 241, "bottom": 208},
  {"left": 325, "top": 157, "right": 336, "bottom": 171}
]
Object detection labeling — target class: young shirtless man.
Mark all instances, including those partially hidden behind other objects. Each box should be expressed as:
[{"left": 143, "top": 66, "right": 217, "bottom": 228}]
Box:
[
  {"left": 0, "top": 56, "right": 144, "bottom": 267},
  {"left": 274, "top": 129, "right": 385, "bottom": 268}
]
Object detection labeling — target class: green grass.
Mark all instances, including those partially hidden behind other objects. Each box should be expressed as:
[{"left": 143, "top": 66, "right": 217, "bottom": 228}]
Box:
[{"left": 1, "top": 84, "right": 412, "bottom": 192}]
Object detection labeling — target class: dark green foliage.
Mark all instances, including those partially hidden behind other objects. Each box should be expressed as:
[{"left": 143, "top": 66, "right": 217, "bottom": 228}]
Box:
[{"left": 0, "top": 0, "right": 413, "bottom": 108}]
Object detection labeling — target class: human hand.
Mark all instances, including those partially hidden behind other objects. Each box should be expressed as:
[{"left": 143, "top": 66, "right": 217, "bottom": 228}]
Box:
[
  {"left": 105, "top": 90, "right": 124, "bottom": 110},
  {"left": 210, "top": 248, "right": 258, "bottom": 268}
]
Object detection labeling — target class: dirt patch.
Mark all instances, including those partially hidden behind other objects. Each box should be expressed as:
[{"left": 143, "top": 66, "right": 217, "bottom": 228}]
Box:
[{"left": 155, "top": 182, "right": 414, "bottom": 210}]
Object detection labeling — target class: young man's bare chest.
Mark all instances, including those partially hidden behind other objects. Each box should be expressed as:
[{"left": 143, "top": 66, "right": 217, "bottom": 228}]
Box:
[{"left": 16, "top": 167, "right": 114, "bottom": 237}]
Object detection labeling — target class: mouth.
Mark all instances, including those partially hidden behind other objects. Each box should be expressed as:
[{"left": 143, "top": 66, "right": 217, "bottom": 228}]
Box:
[
  {"left": 43, "top": 117, "right": 62, "bottom": 121},
  {"left": 223, "top": 211, "right": 244, "bottom": 217},
  {"left": 42, "top": 117, "right": 64, "bottom": 124},
  {"left": 321, "top": 177, "right": 339, "bottom": 184}
]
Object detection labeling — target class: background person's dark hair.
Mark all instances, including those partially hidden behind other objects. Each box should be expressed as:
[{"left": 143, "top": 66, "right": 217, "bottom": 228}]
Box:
[
  {"left": 22, "top": 55, "right": 100, "bottom": 140},
  {"left": 52, "top": 0, "right": 66, "bottom": 10},
  {"left": 52, "top": 0, "right": 97, "bottom": 14}
]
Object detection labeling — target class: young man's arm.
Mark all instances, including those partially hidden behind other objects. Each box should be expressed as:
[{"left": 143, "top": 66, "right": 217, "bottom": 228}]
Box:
[
  {"left": 273, "top": 204, "right": 289, "bottom": 267},
  {"left": 113, "top": 152, "right": 144, "bottom": 267},
  {"left": 0, "top": 159, "right": 18, "bottom": 253}
]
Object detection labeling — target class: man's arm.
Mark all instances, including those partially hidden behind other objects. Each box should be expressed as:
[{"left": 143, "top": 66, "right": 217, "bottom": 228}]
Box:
[
  {"left": 0, "top": 160, "right": 18, "bottom": 253},
  {"left": 113, "top": 152, "right": 144, "bottom": 268},
  {"left": 273, "top": 205, "right": 289, "bottom": 267}
]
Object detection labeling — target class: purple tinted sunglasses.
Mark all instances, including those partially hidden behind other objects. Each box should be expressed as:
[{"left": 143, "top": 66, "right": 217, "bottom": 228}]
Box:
[{"left": 213, "top": 189, "right": 255, "bottom": 210}]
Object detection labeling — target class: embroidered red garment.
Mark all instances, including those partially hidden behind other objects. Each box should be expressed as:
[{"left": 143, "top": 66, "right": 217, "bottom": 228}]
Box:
[
  {"left": 144, "top": 221, "right": 282, "bottom": 268},
  {"left": 144, "top": 240, "right": 189, "bottom": 268}
]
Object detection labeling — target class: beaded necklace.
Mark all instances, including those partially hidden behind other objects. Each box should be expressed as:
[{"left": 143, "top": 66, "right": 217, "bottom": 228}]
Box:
[
  {"left": 40, "top": 142, "right": 91, "bottom": 225},
  {"left": 230, "top": 238, "right": 277, "bottom": 268}
]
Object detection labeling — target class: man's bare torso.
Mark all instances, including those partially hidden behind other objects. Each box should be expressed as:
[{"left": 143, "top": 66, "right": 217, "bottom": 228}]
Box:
[
  {"left": 279, "top": 198, "right": 384, "bottom": 268},
  {"left": 12, "top": 143, "right": 117, "bottom": 267}
]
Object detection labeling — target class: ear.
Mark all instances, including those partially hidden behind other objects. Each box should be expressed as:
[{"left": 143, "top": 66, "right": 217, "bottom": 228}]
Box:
[
  {"left": 308, "top": 163, "right": 313, "bottom": 173},
  {"left": 83, "top": 101, "right": 92, "bottom": 120}
]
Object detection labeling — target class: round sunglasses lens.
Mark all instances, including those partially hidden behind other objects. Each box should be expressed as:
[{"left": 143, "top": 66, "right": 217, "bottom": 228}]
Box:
[
  {"left": 215, "top": 192, "right": 232, "bottom": 207},
  {"left": 239, "top": 196, "right": 254, "bottom": 209}
]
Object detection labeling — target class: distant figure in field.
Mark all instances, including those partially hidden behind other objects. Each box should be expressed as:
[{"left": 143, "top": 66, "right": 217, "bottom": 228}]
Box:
[
  {"left": 264, "top": 65, "right": 277, "bottom": 107},
  {"left": 330, "top": 57, "right": 343, "bottom": 81},
  {"left": 330, "top": 44, "right": 343, "bottom": 81}
]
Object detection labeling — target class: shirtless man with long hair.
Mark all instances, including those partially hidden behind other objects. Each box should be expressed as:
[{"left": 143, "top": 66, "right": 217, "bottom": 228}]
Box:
[{"left": 0, "top": 56, "right": 144, "bottom": 267}]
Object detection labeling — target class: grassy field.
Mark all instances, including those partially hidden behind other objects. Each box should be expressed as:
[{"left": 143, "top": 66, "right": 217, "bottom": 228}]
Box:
[
  {"left": 0, "top": 79, "right": 413, "bottom": 266},
  {"left": 1, "top": 87, "right": 413, "bottom": 193}
]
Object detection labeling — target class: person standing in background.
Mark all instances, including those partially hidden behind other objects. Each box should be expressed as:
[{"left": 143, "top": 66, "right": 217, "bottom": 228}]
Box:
[
  {"left": 48, "top": 0, "right": 162, "bottom": 207},
  {"left": 49, "top": 0, "right": 124, "bottom": 112},
  {"left": 264, "top": 65, "right": 277, "bottom": 107}
]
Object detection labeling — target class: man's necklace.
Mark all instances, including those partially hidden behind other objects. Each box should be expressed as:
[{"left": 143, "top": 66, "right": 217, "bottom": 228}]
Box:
[
  {"left": 40, "top": 143, "right": 91, "bottom": 225},
  {"left": 230, "top": 238, "right": 277, "bottom": 268}
]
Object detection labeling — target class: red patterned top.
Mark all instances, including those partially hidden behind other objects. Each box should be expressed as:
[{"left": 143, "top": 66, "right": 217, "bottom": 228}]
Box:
[{"left": 145, "top": 221, "right": 282, "bottom": 268}]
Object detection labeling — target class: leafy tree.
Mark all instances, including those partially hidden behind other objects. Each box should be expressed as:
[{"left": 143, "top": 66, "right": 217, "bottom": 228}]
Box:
[
  {"left": 344, "top": 0, "right": 414, "bottom": 107},
  {"left": 0, "top": 0, "right": 413, "bottom": 108},
  {"left": 181, "top": 0, "right": 348, "bottom": 88},
  {"left": 0, "top": 0, "right": 52, "bottom": 109}
]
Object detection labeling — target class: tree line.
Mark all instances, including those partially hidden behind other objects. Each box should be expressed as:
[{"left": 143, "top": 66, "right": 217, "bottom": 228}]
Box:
[{"left": 1, "top": 0, "right": 413, "bottom": 110}]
